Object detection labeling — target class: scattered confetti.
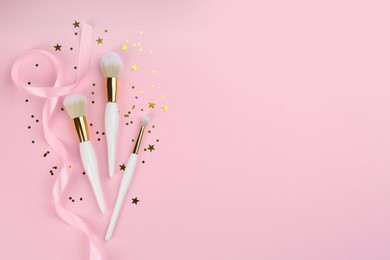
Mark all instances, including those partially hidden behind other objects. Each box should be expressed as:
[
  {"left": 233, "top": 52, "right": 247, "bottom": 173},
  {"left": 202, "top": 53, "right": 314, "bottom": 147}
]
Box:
[
  {"left": 148, "top": 102, "right": 156, "bottom": 109},
  {"left": 54, "top": 44, "right": 62, "bottom": 51},
  {"left": 152, "top": 70, "right": 156, "bottom": 74},
  {"left": 139, "top": 31, "right": 143, "bottom": 35},
  {"left": 162, "top": 105, "right": 168, "bottom": 112},
  {"left": 147, "top": 144, "right": 155, "bottom": 152},
  {"left": 96, "top": 37, "right": 103, "bottom": 44},
  {"left": 119, "top": 164, "right": 126, "bottom": 171},
  {"left": 161, "top": 94, "right": 165, "bottom": 98},
  {"left": 121, "top": 44, "right": 128, "bottom": 51},
  {"left": 131, "top": 197, "right": 140, "bottom": 205},
  {"left": 149, "top": 50, "right": 153, "bottom": 54},
  {"left": 131, "top": 64, "right": 138, "bottom": 71},
  {"left": 72, "top": 21, "right": 80, "bottom": 28}
]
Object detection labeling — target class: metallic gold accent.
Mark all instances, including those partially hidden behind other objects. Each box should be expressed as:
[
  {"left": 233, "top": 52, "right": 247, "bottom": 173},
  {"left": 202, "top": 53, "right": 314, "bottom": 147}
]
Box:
[
  {"left": 73, "top": 116, "right": 90, "bottom": 142},
  {"left": 133, "top": 126, "right": 145, "bottom": 154},
  {"left": 106, "top": 77, "right": 118, "bottom": 102}
]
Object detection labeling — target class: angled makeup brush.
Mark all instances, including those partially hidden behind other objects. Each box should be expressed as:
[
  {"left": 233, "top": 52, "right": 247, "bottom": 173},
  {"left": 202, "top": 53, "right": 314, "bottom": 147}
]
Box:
[
  {"left": 105, "top": 115, "right": 150, "bottom": 241},
  {"left": 100, "top": 51, "right": 123, "bottom": 177},
  {"left": 64, "top": 95, "right": 106, "bottom": 213}
]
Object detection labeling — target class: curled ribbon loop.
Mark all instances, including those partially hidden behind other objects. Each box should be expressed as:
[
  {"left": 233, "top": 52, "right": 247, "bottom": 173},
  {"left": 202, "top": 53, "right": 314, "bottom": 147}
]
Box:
[{"left": 11, "top": 23, "right": 101, "bottom": 260}]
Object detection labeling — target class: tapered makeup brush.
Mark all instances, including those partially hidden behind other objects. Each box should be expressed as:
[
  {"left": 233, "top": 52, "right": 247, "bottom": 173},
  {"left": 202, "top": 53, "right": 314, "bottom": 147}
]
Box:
[
  {"left": 100, "top": 51, "right": 123, "bottom": 177},
  {"left": 64, "top": 95, "right": 106, "bottom": 213},
  {"left": 105, "top": 115, "right": 150, "bottom": 241}
]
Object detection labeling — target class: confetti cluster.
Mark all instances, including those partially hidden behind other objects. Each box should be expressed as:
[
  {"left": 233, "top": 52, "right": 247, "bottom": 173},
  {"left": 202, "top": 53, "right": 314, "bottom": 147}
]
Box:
[{"left": 24, "top": 20, "right": 169, "bottom": 209}]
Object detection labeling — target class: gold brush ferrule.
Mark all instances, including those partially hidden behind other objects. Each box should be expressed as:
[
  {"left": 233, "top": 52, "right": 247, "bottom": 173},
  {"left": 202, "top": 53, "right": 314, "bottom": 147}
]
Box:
[
  {"left": 133, "top": 126, "right": 145, "bottom": 154},
  {"left": 73, "top": 116, "right": 90, "bottom": 143},
  {"left": 105, "top": 77, "right": 118, "bottom": 103}
]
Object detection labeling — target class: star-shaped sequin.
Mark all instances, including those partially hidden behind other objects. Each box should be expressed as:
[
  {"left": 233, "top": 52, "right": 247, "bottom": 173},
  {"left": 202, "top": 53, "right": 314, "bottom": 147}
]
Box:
[
  {"left": 147, "top": 144, "right": 155, "bottom": 152},
  {"left": 131, "top": 197, "right": 140, "bottom": 205},
  {"left": 72, "top": 21, "right": 80, "bottom": 28},
  {"left": 148, "top": 102, "right": 156, "bottom": 109},
  {"left": 121, "top": 44, "right": 128, "bottom": 51},
  {"left": 162, "top": 105, "right": 168, "bottom": 112},
  {"left": 131, "top": 64, "right": 138, "bottom": 71},
  {"left": 119, "top": 164, "right": 126, "bottom": 171},
  {"left": 54, "top": 44, "right": 62, "bottom": 51},
  {"left": 96, "top": 37, "right": 103, "bottom": 44}
]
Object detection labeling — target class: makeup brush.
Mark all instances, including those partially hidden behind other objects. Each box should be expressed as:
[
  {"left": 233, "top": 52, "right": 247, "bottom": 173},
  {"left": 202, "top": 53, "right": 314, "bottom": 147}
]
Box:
[
  {"left": 63, "top": 94, "right": 106, "bottom": 213},
  {"left": 100, "top": 51, "right": 123, "bottom": 178},
  {"left": 105, "top": 115, "right": 150, "bottom": 240}
]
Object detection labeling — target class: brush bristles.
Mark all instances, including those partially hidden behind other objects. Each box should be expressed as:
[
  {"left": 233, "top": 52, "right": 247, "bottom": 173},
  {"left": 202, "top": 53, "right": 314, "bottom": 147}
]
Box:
[
  {"left": 63, "top": 95, "right": 86, "bottom": 119},
  {"left": 141, "top": 115, "right": 150, "bottom": 127},
  {"left": 100, "top": 51, "right": 123, "bottom": 78}
]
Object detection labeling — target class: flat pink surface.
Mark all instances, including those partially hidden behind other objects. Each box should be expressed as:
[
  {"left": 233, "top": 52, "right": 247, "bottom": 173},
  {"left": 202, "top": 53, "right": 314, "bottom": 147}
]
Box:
[{"left": 1, "top": 0, "right": 390, "bottom": 259}]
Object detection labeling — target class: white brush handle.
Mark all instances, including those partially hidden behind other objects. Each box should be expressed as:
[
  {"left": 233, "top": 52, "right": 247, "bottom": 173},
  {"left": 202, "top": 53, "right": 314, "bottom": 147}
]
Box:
[
  {"left": 80, "top": 141, "right": 106, "bottom": 214},
  {"left": 105, "top": 153, "right": 138, "bottom": 240},
  {"left": 105, "top": 102, "right": 119, "bottom": 177}
]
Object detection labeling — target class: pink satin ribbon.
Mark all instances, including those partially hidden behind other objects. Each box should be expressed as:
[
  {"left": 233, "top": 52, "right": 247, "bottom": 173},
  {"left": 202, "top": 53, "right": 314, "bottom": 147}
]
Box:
[{"left": 11, "top": 23, "right": 101, "bottom": 260}]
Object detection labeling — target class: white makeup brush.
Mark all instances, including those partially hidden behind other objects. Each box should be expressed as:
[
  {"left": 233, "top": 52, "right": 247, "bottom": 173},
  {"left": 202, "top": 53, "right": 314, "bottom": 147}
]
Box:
[
  {"left": 64, "top": 95, "right": 106, "bottom": 213},
  {"left": 100, "top": 51, "right": 123, "bottom": 177},
  {"left": 105, "top": 115, "right": 150, "bottom": 241}
]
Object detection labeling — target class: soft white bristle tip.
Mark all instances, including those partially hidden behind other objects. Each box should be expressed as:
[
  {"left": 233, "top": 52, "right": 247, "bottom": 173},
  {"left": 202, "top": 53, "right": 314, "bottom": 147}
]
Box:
[
  {"left": 100, "top": 51, "right": 123, "bottom": 78},
  {"left": 63, "top": 94, "right": 86, "bottom": 118},
  {"left": 141, "top": 115, "right": 150, "bottom": 127}
]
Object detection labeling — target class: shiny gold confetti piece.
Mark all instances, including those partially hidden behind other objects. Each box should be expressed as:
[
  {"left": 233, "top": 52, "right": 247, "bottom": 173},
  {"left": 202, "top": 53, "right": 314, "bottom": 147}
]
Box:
[
  {"left": 139, "top": 31, "right": 143, "bottom": 35},
  {"left": 104, "top": 29, "right": 108, "bottom": 33},
  {"left": 133, "top": 43, "right": 137, "bottom": 47},
  {"left": 140, "top": 90, "right": 144, "bottom": 94},
  {"left": 131, "top": 64, "right": 138, "bottom": 71},
  {"left": 150, "top": 83, "right": 155, "bottom": 88},
  {"left": 119, "top": 164, "right": 126, "bottom": 171},
  {"left": 131, "top": 86, "right": 135, "bottom": 89},
  {"left": 162, "top": 105, "right": 168, "bottom": 112},
  {"left": 68, "top": 165, "right": 72, "bottom": 168},
  {"left": 139, "top": 48, "right": 143, "bottom": 52},
  {"left": 72, "top": 21, "right": 80, "bottom": 28},
  {"left": 126, "top": 39, "right": 129, "bottom": 43},
  {"left": 54, "top": 44, "right": 62, "bottom": 51},
  {"left": 121, "top": 44, "right": 128, "bottom": 51},
  {"left": 96, "top": 37, "right": 103, "bottom": 44},
  {"left": 124, "top": 114, "right": 129, "bottom": 118},
  {"left": 149, "top": 50, "right": 153, "bottom": 54},
  {"left": 161, "top": 94, "right": 165, "bottom": 98},
  {"left": 152, "top": 70, "right": 156, "bottom": 74},
  {"left": 147, "top": 144, "right": 155, "bottom": 152},
  {"left": 137, "top": 42, "right": 141, "bottom": 46},
  {"left": 148, "top": 102, "right": 156, "bottom": 109},
  {"left": 132, "top": 105, "right": 136, "bottom": 110},
  {"left": 132, "top": 197, "right": 140, "bottom": 205}
]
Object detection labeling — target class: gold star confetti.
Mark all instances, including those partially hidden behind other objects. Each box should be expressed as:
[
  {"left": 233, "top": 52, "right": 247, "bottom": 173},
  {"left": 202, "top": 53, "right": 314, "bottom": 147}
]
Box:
[
  {"left": 140, "top": 90, "right": 144, "bottom": 94},
  {"left": 54, "top": 44, "right": 62, "bottom": 51},
  {"left": 68, "top": 165, "right": 72, "bottom": 168},
  {"left": 148, "top": 102, "right": 156, "bottom": 108},
  {"left": 131, "top": 64, "right": 138, "bottom": 71},
  {"left": 161, "top": 94, "right": 165, "bottom": 98},
  {"left": 132, "top": 105, "right": 136, "bottom": 110},
  {"left": 121, "top": 44, "right": 128, "bottom": 51},
  {"left": 152, "top": 70, "right": 157, "bottom": 74},
  {"left": 126, "top": 39, "right": 129, "bottom": 43},
  {"left": 139, "top": 31, "right": 143, "bottom": 35},
  {"left": 150, "top": 83, "right": 155, "bottom": 88},
  {"left": 119, "top": 164, "right": 126, "bottom": 171},
  {"left": 139, "top": 48, "right": 143, "bottom": 52},
  {"left": 72, "top": 21, "right": 80, "bottom": 28},
  {"left": 133, "top": 43, "right": 137, "bottom": 47},
  {"left": 147, "top": 144, "right": 155, "bottom": 152},
  {"left": 162, "top": 105, "right": 168, "bottom": 112},
  {"left": 96, "top": 37, "right": 103, "bottom": 44},
  {"left": 137, "top": 42, "right": 141, "bottom": 46},
  {"left": 132, "top": 197, "right": 140, "bottom": 205}
]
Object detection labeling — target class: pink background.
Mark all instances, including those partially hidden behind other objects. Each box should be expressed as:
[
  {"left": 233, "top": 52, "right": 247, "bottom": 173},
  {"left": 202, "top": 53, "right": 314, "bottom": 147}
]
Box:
[{"left": 1, "top": 0, "right": 390, "bottom": 259}]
